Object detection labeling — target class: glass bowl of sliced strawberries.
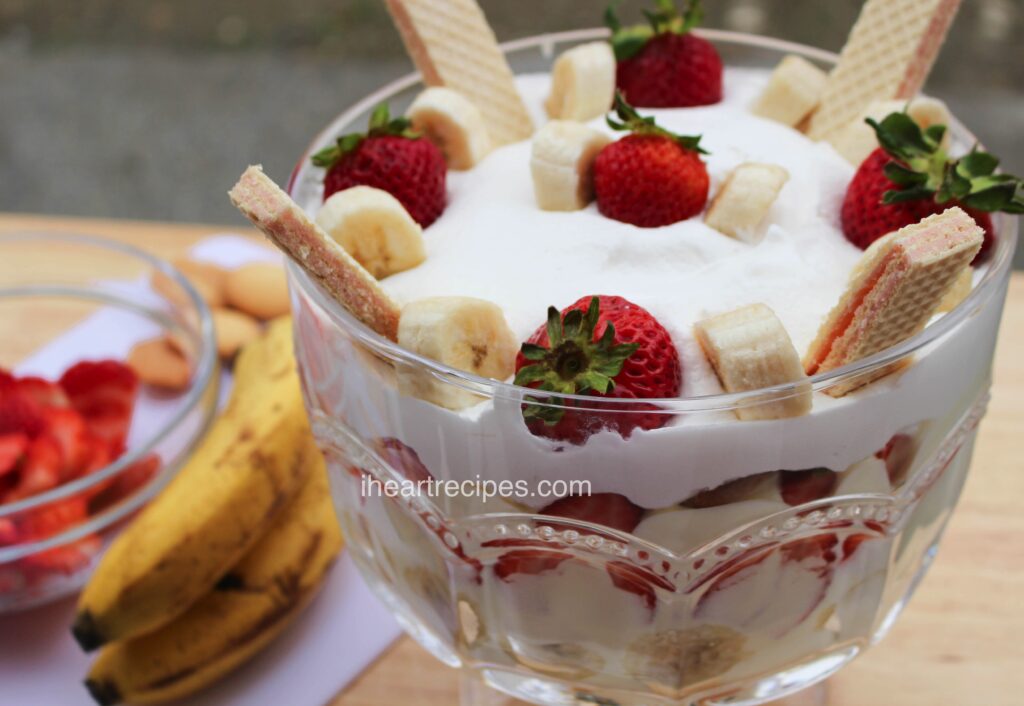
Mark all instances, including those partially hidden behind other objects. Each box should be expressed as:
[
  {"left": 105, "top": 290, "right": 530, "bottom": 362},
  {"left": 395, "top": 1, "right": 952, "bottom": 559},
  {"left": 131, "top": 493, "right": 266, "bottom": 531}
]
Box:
[{"left": 0, "top": 233, "right": 219, "bottom": 612}]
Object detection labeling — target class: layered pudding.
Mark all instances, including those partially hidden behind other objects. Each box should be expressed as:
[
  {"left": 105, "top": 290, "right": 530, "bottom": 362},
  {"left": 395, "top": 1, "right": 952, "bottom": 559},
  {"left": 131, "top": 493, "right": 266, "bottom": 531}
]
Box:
[{"left": 230, "top": 2, "right": 1018, "bottom": 702}]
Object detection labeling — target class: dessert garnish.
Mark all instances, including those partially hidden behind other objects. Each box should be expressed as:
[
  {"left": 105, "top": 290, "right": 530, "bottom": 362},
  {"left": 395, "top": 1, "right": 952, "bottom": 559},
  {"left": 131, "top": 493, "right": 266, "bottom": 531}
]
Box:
[
  {"left": 1, "top": 362, "right": 157, "bottom": 594},
  {"left": 694, "top": 303, "right": 811, "bottom": 420},
  {"left": 229, "top": 166, "right": 402, "bottom": 340},
  {"left": 594, "top": 93, "right": 709, "bottom": 227},
  {"left": 808, "top": 0, "right": 964, "bottom": 141},
  {"left": 751, "top": 55, "right": 828, "bottom": 128},
  {"left": 842, "top": 111, "right": 1023, "bottom": 263},
  {"left": 606, "top": 0, "right": 723, "bottom": 108},
  {"left": 705, "top": 162, "right": 790, "bottom": 242},
  {"left": 530, "top": 120, "right": 611, "bottom": 211},
  {"left": 545, "top": 41, "right": 616, "bottom": 122},
  {"left": 315, "top": 186, "right": 426, "bottom": 279},
  {"left": 514, "top": 295, "right": 681, "bottom": 444},
  {"left": 805, "top": 206, "right": 983, "bottom": 395},
  {"left": 311, "top": 102, "right": 447, "bottom": 227},
  {"left": 383, "top": 0, "right": 534, "bottom": 145},
  {"left": 407, "top": 86, "right": 492, "bottom": 170},
  {"left": 397, "top": 296, "right": 518, "bottom": 410}
]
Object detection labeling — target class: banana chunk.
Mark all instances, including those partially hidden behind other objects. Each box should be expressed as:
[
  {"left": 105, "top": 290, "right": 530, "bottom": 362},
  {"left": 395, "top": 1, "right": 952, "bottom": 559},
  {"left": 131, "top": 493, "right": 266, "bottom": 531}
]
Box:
[
  {"left": 545, "top": 41, "right": 616, "bottom": 122},
  {"left": 530, "top": 120, "right": 611, "bottom": 212},
  {"left": 695, "top": 303, "right": 812, "bottom": 421},
  {"left": 407, "top": 86, "right": 492, "bottom": 170},
  {"left": 751, "top": 55, "right": 828, "bottom": 128},
  {"left": 831, "top": 96, "right": 952, "bottom": 166},
  {"left": 314, "top": 186, "right": 426, "bottom": 279},
  {"left": 398, "top": 297, "right": 518, "bottom": 410},
  {"left": 706, "top": 163, "right": 789, "bottom": 242}
]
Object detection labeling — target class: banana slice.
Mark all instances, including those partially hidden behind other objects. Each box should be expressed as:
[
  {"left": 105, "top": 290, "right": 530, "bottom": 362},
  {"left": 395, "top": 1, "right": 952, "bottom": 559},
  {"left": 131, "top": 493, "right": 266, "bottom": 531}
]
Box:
[
  {"left": 397, "top": 297, "right": 518, "bottom": 410},
  {"left": 407, "top": 87, "right": 492, "bottom": 170},
  {"left": 314, "top": 186, "right": 426, "bottom": 279},
  {"left": 831, "top": 96, "right": 952, "bottom": 166},
  {"left": 694, "top": 303, "right": 812, "bottom": 421},
  {"left": 545, "top": 41, "right": 616, "bottom": 122},
  {"left": 706, "top": 163, "right": 789, "bottom": 242},
  {"left": 751, "top": 55, "right": 829, "bottom": 128},
  {"left": 530, "top": 120, "right": 611, "bottom": 212}
]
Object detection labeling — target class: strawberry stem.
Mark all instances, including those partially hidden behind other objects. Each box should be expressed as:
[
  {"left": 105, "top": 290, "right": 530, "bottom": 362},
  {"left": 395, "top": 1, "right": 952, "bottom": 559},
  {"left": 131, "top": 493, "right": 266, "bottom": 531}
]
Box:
[
  {"left": 605, "top": 0, "right": 704, "bottom": 61},
  {"left": 311, "top": 102, "right": 419, "bottom": 170},
  {"left": 869, "top": 112, "right": 1024, "bottom": 213},
  {"left": 515, "top": 297, "right": 639, "bottom": 425},
  {"left": 606, "top": 92, "right": 707, "bottom": 154}
]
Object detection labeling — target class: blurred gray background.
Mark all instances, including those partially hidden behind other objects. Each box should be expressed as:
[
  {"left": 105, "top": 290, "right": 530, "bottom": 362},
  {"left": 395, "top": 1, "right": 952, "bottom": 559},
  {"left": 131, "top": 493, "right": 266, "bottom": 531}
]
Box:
[{"left": 0, "top": 0, "right": 1021, "bottom": 265}]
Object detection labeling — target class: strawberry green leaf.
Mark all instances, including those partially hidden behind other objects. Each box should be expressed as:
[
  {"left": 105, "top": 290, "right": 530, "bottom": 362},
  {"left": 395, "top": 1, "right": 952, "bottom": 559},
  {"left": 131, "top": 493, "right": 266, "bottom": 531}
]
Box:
[
  {"left": 871, "top": 110, "right": 1024, "bottom": 214},
  {"left": 606, "top": 0, "right": 703, "bottom": 61},
  {"left": 607, "top": 91, "right": 708, "bottom": 154},
  {"left": 515, "top": 297, "right": 640, "bottom": 426},
  {"left": 311, "top": 102, "right": 419, "bottom": 171}
]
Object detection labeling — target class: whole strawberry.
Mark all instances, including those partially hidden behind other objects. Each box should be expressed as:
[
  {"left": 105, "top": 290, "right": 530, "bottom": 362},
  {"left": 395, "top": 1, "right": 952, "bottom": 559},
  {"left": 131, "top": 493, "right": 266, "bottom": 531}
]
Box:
[
  {"left": 312, "top": 103, "right": 447, "bottom": 227},
  {"left": 607, "top": 0, "right": 722, "bottom": 108},
  {"left": 594, "top": 93, "right": 709, "bottom": 227},
  {"left": 514, "top": 295, "right": 681, "bottom": 445},
  {"left": 841, "top": 112, "right": 1023, "bottom": 264}
]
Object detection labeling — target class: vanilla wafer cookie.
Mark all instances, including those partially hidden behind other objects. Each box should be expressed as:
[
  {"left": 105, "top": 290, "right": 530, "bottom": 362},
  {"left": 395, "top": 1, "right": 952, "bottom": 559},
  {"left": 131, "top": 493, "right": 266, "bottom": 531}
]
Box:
[
  {"left": 804, "top": 207, "right": 982, "bottom": 396},
  {"left": 228, "top": 166, "right": 401, "bottom": 341},
  {"left": 695, "top": 304, "right": 812, "bottom": 420},
  {"left": 808, "top": 0, "right": 962, "bottom": 143},
  {"left": 385, "top": 0, "right": 533, "bottom": 146}
]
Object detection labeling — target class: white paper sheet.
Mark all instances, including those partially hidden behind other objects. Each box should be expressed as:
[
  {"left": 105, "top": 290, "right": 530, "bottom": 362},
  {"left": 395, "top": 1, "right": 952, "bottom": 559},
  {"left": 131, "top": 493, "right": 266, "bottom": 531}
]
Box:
[{"left": 0, "top": 235, "right": 402, "bottom": 705}]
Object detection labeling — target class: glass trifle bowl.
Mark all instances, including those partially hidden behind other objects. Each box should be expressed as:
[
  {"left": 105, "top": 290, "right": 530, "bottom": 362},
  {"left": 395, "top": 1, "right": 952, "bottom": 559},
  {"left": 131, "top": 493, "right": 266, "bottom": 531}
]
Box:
[{"left": 285, "top": 29, "right": 1017, "bottom": 706}]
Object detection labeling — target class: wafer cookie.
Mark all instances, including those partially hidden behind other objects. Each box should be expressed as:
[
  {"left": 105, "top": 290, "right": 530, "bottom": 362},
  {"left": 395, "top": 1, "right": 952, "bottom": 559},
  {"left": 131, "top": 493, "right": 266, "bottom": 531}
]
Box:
[
  {"left": 385, "top": 0, "right": 533, "bottom": 146},
  {"left": 695, "top": 304, "right": 812, "bottom": 421},
  {"left": 808, "top": 0, "right": 962, "bottom": 143},
  {"left": 228, "top": 166, "right": 401, "bottom": 341},
  {"left": 804, "top": 207, "right": 982, "bottom": 396}
]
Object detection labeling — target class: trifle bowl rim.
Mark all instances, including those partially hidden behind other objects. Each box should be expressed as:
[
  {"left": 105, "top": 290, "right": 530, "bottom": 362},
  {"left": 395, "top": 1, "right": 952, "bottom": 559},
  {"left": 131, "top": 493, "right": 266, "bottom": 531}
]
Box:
[
  {"left": 285, "top": 29, "right": 1017, "bottom": 416},
  {"left": 0, "top": 231, "right": 219, "bottom": 565}
]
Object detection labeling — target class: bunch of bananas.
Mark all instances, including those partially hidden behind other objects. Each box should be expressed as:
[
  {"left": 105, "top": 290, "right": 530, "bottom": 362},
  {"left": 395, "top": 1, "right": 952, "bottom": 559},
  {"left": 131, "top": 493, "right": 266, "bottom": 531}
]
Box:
[{"left": 72, "top": 318, "right": 343, "bottom": 705}]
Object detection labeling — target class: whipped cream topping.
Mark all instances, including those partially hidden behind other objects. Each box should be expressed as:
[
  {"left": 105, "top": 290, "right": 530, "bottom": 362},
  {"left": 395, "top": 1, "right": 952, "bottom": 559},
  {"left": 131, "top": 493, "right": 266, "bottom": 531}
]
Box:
[
  {"left": 380, "top": 68, "right": 862, "bottom": 396},
  {"left": 294, "top": 67, "right": 998, "bottom": 509}
]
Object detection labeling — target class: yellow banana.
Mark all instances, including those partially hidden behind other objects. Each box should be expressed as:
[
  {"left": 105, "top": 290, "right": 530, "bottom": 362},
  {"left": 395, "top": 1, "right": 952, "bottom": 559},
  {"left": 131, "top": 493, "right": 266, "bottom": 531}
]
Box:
[
  {"left": 84, "top": 443, "right": 342, "bottom": 705},
  {"left": 73, "top": 318, "right": 313, "bottom": 650}
]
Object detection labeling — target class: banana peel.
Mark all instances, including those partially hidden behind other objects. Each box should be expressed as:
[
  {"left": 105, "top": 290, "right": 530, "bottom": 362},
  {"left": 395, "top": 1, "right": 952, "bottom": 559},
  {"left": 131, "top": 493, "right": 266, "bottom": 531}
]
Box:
[{"left": 84, "top": 441, "right": 342, "bottom": 705}]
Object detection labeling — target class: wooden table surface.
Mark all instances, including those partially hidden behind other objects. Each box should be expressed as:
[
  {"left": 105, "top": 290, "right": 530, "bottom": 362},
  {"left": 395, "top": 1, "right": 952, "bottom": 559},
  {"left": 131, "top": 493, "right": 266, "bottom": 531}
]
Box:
[{"left": 3, "top": 213, "right": 1022, "bottom": 706}]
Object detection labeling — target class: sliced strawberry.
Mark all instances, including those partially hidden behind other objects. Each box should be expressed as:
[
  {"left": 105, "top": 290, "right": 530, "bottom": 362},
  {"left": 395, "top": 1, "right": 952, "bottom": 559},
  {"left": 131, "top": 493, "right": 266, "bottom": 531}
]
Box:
[
  {"left": 14, "top": 376, "right": 70, "bottom": 408},
  {"left": 16, "top": 496, "right": 88, "bottom": 541},
  {"left": 40, "top": 407, "right": 90, "bottom": 481},
  {"left": 0, "top": 518, "right": 17, "bottom": 545},
  {"left": 606, "top": 560, "right": 675, "bottom": 611},
  {"left": 841, "top": 533, "right": 875, "bottom": 562},
  {"left": 876, "top": 434, "right": 917, "bottom": 486},
  {"left": 0, "top": 392, "right": 45, "bottom": 437},
  {"left": 59, "top": 361, "right": 138, "bottom": 453},
  {"left": 0, "top": 432, "right": 29, "bottom": 478},
  {"left": 695, "top": 535, "right": 837, "bottom": 638},
  {"left": 487, "top": 538, "right": 573, "bottom": 581},
  {"left": 540, "top": 493, "right": 644, "bottom": 534},
  {"left": 778, "top": 468, "right": 839, "bottom": 506},
  {"left": 2, "top": 434, "right": 63, "bottom": 502},
  {"left": 20, "top": 534, "right": 101, "bottom": 578},
  {"left": 0, "top": 369, "right": 14, "bottom": 391},
  {"left": 373, "top": 437, "right": 434, "bottom": 484},
  {"left": 88, "top": 453, "right": 160, "bottom": 513}
]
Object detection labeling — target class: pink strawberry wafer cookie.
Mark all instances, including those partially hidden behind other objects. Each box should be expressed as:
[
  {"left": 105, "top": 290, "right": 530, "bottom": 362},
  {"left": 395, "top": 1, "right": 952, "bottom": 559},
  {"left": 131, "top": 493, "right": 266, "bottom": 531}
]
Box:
[
  {"left": 808, "top": 0, "right": 962, "bottom": 142},
  {"left": 228, "top": 165, "right": 401, "bottom": 341},
  {"left": 804, "top": 207, "right": 982, "bottom": 396},
  {"left": 384, "top": 0, "right": 533, "bottom": 146}
]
